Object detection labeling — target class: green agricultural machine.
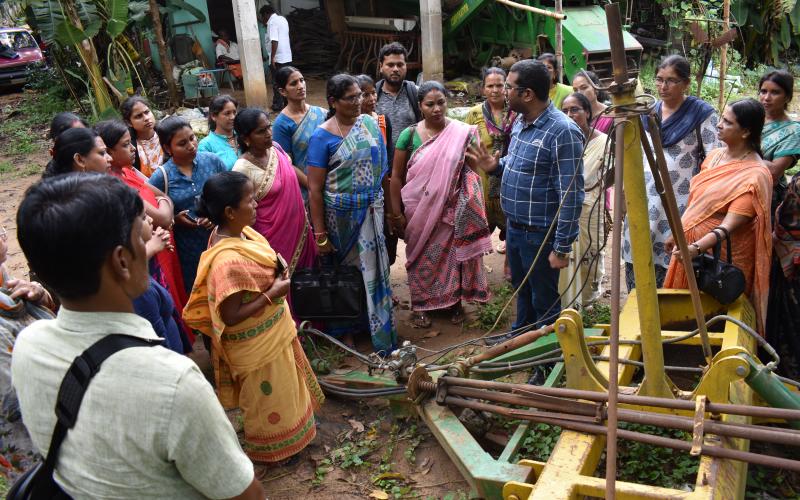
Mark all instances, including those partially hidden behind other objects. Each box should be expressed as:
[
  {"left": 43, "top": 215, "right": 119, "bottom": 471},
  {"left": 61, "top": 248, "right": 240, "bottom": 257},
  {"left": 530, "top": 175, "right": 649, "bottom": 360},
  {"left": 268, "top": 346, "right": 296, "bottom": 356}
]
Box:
[{"left": 441, "top": 0, "right": 643, "bottom": 81}]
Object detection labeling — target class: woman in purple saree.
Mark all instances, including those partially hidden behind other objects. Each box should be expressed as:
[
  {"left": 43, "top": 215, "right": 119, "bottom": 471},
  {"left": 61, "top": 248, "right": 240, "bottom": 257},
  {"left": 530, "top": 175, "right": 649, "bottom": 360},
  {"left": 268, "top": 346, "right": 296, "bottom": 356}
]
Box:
[{"left": 233, "top": 108, "right": 317, "bottom": 302}]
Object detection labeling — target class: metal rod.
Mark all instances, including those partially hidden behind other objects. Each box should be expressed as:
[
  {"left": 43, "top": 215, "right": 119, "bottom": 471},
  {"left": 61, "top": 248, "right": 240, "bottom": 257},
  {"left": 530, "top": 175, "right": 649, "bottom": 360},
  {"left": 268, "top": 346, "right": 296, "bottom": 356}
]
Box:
[
  {"left": 466, "top": 324, "right": 554, "bottom": 367},
  {"left": 605, "top": 4, "right": 672, "bottom": 399},
  {"left": 606, "top": 86, "right": 627, "bottom": 499},
  {"left": 431, "top": 377, "right": 800, "bottom": 421},
  {"left": 432, "top": 383, "right": 800, "bottom": 447},
  {"left": 605, "top": 5, "right": 628, "bottom": 87},
  {"left": 443, "top": 397, "right": 800, "bottom": 472},
  {"left": 494, "top": 0, "right": 567, "bottom": 20},
  {"left": 645, "top": 116, "right": 714, "bottom": 364}
]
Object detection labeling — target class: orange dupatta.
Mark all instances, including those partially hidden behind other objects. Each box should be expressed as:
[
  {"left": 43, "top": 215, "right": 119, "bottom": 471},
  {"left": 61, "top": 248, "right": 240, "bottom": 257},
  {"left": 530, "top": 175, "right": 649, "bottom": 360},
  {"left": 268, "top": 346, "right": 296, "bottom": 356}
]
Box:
[{"left": 664, "top": 149, "right": 772, "bottom": 334}]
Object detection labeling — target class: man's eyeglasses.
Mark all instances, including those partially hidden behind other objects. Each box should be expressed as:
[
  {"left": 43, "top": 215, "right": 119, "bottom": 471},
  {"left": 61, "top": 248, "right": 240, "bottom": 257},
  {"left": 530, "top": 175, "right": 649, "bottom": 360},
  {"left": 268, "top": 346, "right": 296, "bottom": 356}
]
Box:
[
  {"left": 503, "top": 83, "right": 527, "bottom": 92},
  {"left": 655, "top": 77, "right": 686, "bottom": 87},
  {"left": 340, "top": 92, "right": 364, "bottom": 103}
]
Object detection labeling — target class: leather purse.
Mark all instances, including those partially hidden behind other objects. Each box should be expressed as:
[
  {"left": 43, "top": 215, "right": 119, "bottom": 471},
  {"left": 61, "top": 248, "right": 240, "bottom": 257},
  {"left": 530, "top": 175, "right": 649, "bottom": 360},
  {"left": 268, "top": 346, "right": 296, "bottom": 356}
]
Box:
[
  {"left": 290, "top": 264, "right": 365, "bottom": 320},
  {"left": 691, "top": 227, "right": 746, "bottom": 305}
]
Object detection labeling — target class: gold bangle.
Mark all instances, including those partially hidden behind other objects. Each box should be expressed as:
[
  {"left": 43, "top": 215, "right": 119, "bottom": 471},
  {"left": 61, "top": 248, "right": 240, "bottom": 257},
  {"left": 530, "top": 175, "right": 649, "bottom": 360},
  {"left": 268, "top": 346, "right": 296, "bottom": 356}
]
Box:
[
  {"left": 261, "top": 292, "right": 273, "bottom": 305},
  {"left": 315, "top": 237, "right": 329, "bottom": 247}
]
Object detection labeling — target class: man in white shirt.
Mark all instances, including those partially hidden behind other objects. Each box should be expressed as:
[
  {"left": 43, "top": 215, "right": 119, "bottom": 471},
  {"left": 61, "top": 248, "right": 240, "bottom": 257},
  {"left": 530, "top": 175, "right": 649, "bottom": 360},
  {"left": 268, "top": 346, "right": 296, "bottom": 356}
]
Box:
[
  {"left": 259, "top": 4, "right": 293, "bottom": 111},
  {"left": 12, "top": 174, "right": 265, "bottom": 499},
  {"left": 215, "top": 29, "right": 240, "bottom": 64}
]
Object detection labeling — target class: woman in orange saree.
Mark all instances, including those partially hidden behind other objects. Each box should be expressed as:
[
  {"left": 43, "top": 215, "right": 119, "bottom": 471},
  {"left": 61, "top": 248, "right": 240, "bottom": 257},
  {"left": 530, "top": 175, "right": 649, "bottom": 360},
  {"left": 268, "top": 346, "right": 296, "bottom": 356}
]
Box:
[
  {"left": 664, "top": 99, "right": 773, "bottom": 334},
  {"left": 184, "top": 172, "right": 323, "bottom": 464}
]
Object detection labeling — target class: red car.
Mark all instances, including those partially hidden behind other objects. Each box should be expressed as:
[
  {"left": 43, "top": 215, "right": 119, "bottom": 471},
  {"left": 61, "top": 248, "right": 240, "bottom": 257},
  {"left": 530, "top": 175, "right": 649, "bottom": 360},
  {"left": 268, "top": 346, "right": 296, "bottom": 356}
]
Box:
[{"left": 0, "top": 27, "right": 46, "bottom": 87}]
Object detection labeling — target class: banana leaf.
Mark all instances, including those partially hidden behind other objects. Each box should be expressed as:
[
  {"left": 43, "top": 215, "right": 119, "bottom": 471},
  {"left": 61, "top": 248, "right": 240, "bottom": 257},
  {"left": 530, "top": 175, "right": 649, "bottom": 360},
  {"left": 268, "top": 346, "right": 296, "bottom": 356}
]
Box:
[
  {"left": 780, "top": 16, "right": 791, "bottom": 48},
  {"left": 106, "top": 0, "right": 129, "bottom": 38},
  {"left": 791, "top": 0, "right": 800, "bottom": 32},
  {"left": 730, "top": 0, "right": 749, "bottom": 26}
]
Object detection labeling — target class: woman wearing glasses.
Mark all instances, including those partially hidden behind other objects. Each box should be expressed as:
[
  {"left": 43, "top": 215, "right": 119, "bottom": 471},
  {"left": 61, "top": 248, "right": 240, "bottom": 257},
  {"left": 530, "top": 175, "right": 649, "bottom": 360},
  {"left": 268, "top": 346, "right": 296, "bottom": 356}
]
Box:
[
  {"left": 622, "top": 55, "right": 720, "bottom": 290},
  {"left": 306, "top": 74, "right": 397, "bottom": 354}
]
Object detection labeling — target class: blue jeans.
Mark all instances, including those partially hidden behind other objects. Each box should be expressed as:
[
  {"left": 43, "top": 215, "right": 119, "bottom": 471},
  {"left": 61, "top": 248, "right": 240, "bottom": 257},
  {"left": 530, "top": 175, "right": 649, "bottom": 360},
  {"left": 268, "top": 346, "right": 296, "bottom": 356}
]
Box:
[{"left": 506, "top": 223, "right": 560, "bottom": 331}]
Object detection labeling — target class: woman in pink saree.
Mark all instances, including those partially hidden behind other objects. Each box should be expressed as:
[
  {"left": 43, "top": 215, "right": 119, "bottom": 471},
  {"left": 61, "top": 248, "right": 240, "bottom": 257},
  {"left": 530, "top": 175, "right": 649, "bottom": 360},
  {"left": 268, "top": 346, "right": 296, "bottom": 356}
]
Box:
[
  {"left": 389, "top": 82, "right": 492, "bottom": 327},
  {"left": 233, "top": 108, "right": 317, "bottom": 308}
]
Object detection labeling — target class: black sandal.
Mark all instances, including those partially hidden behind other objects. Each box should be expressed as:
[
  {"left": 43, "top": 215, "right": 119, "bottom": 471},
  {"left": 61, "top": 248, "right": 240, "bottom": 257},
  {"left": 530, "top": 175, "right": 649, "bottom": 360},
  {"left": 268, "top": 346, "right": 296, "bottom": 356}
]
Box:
[{"left": 411, "top": 311, "right": 432, "bottom": 328}]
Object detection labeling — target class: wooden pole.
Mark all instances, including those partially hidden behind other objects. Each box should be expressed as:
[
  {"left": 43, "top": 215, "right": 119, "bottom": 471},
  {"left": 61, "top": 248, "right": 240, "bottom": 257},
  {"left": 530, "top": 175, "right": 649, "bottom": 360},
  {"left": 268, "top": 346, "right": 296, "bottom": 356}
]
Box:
[
  {"left": 719, "top": 0, "right": 730, "bottom": 111},
  {"left": 148, "top": 0, "right": 179, "bottom": 106}
]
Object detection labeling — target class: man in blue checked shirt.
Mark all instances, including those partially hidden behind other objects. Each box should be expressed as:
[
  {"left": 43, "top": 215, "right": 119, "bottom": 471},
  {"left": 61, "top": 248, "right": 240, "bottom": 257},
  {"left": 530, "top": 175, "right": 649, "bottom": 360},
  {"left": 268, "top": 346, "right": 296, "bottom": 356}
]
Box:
[{"left": 468, "top": 59, "right": 584, "bottom": 341}]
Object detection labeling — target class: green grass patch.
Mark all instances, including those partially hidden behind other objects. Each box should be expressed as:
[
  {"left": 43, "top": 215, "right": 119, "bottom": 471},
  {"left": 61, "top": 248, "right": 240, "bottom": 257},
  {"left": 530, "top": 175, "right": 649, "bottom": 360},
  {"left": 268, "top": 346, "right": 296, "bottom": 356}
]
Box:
[
  {"left": 0, "top": 85, "right": 71, "bottom": 160},
  {"left": 582, "top": 303, "right": 611, "bottom": 328},
  {"left": 470, "top": 282, "right": 515, "bottom": 331},
  {"left": 0, "top": 161, "right": 13, "bottom": 174}
]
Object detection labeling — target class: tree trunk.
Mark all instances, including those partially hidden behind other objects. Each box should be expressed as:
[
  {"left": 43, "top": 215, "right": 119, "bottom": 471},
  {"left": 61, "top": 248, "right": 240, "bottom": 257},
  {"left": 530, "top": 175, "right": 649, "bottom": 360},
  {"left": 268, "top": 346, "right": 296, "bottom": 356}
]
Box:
[
  {"left": 148, "top": 0, "right": 179, "bottom": 106},
  {"left": 63, "top": 0, "right": 114, "bottom": 113}
]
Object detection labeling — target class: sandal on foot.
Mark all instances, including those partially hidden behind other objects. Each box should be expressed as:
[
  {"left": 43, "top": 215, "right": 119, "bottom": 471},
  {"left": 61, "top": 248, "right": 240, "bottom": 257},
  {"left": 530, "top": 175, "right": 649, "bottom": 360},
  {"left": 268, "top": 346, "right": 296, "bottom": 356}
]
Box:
[
  {"left": 450, "top": 306, "right": 465, "bottom": 325},
  {"left": 411, "top": 312, "right": 432, "bottom": 328}
]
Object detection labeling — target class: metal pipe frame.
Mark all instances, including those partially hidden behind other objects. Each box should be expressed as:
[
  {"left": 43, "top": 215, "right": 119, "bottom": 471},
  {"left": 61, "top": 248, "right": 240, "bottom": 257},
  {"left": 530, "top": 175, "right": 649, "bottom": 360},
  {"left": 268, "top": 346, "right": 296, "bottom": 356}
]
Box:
[
  {"left": 429, "top": 377, "right": 800, "bottom": 422},
  {"left": 441, "top": 397, "right": 800, "bottom": 473}
]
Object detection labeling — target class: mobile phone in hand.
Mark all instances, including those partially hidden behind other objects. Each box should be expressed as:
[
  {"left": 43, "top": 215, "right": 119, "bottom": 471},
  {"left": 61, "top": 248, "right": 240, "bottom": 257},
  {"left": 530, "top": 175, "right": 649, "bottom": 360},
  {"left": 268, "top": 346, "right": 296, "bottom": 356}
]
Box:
[{"left": 275, "top": 253, "right": 288, "bottom": 276}]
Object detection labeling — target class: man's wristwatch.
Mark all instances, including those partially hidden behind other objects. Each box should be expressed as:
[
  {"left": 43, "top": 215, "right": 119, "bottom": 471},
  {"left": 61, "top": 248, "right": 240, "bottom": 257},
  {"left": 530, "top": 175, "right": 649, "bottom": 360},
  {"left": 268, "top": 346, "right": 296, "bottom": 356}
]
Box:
[{"left": 553, "top": 250, "right": 570, "bottom": 260}]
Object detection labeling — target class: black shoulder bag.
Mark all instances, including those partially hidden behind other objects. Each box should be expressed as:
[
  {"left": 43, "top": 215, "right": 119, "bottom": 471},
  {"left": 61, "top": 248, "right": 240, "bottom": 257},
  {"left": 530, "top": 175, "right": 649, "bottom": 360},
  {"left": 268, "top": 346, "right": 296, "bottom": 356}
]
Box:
[
  {"left": 691, "top": 227, "right": 746, "bottom": 305},
  {"left": 291, "top": 263, "right": 366, "bottom": 321},
  {"left": 7, "top": 335, "right": 159, "bottom": 499}
]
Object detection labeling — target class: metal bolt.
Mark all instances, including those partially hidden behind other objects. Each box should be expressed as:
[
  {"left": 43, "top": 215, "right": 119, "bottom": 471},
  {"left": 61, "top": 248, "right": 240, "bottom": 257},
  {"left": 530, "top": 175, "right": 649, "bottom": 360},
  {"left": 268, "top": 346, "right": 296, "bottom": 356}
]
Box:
[
  {"left": 736, "top": 366, "right": 747, "bottom": 377},
  {"left": 558, "top": 324, "right": 566, "bottom": 333}
]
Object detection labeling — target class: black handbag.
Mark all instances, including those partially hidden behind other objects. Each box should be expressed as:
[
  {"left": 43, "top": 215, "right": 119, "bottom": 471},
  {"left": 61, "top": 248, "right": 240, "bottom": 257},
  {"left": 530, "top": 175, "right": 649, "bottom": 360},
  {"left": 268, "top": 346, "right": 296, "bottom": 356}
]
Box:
[
  {"left": 7, "top": 335, "right": 159, "bottom": 499},
  {"left": 691, "top": 227, "right": 746, "bottom": 305},
  {"left": 290, "top": 263, "right": 366, "bottom": 320}
]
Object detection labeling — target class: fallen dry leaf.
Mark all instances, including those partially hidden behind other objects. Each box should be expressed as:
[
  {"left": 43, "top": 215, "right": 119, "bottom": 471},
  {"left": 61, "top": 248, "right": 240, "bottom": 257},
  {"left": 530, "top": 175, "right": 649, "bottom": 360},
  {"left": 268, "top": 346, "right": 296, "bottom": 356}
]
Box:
[
  {"left": 347, "top": 418, "right": 365, "bottom": 433},
  {"left": 373, "top": 472, "right": 404, "bottom": 482},
  {"left": 422, "top": 330, "right": 441, "bottom": 339},
  {"left": 369, "top": 490, "right": 389, "bottom": 499}
]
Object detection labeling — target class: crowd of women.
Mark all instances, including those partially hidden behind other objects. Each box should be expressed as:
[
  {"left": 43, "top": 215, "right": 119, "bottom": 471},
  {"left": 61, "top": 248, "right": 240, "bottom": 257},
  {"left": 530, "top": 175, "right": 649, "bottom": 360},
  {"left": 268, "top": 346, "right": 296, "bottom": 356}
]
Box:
[{"left": 4, "top": 53, "right": 799, "bottom": 472}]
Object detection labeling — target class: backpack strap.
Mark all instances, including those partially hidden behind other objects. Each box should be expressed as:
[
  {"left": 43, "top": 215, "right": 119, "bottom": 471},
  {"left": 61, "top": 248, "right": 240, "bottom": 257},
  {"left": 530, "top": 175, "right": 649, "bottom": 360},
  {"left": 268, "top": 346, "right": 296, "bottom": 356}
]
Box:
[
  {"left": 37, "top": 335, "right": 160, "bottom": 495},
  {"left": 406, "top": 82, "right": 421, "bottom": 122}
]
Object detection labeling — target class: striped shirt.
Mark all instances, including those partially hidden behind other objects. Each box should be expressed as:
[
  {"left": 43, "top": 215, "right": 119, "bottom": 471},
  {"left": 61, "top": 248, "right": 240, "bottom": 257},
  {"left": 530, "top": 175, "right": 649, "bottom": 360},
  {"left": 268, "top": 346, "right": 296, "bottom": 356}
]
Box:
[{"left": 495, "top": 103, "right": 585, "bottom": 253}]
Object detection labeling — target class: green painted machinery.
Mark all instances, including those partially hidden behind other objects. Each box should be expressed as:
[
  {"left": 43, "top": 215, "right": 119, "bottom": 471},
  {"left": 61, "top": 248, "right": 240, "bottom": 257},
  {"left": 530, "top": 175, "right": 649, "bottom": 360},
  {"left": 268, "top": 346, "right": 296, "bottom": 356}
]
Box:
[{"left": 442, "top": 0, "right": 643, "bottom": 81}]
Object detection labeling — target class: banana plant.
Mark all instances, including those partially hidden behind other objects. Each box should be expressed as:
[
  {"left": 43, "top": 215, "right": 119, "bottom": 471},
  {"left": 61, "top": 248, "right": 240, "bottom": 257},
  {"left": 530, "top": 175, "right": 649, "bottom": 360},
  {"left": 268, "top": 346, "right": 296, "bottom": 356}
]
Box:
[{"left": 21, "top": 0, "right": 116, "bottom": 114}]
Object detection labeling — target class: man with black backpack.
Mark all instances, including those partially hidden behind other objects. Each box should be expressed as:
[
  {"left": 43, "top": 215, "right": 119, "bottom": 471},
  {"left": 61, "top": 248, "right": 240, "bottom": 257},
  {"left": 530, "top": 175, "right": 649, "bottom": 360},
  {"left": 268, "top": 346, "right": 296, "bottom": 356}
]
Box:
[
  {"left": 375, "top": 42, "right": 421, "bottom": 148},
  {"left": 10, "top": 174, "right": 264, "bottom": 499}
]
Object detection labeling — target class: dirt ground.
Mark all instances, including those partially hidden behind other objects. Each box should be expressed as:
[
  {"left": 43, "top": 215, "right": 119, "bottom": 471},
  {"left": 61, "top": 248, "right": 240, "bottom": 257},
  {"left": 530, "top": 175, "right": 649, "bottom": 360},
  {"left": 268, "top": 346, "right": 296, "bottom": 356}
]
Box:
[{"left": 0, "top": 80, "right": 626, "bottom": 499}]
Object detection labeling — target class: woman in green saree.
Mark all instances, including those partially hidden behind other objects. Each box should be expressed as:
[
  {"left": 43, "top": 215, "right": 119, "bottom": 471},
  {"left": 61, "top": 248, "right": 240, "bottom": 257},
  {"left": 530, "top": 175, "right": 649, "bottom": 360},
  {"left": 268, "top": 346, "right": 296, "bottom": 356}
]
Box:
[{"left": 758, "top": 70, "right": 800, "bottom": 207}]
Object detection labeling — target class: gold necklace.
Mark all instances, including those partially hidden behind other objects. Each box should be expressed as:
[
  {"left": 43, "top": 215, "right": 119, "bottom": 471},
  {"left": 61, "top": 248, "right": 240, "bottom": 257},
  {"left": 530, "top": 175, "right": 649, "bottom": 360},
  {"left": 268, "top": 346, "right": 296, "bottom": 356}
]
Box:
[{"left": 711, "top": 148, "right": 751, "bottom": 169}]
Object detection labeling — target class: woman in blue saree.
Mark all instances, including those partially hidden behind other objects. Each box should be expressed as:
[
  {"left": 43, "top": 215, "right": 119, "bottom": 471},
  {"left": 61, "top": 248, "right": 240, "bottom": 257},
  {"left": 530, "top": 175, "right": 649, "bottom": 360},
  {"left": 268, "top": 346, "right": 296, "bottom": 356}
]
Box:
[
  {"left": 272, "top": 66, "right": 327, "bottom": 200},
  {"left": 306, "top": 74, "right": 397, "bottom": 354}
]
